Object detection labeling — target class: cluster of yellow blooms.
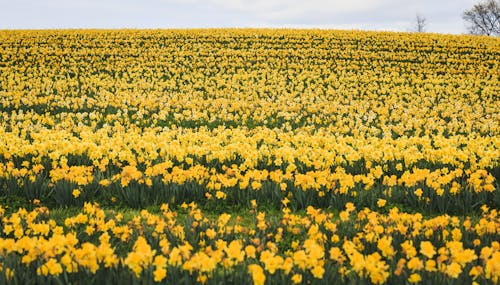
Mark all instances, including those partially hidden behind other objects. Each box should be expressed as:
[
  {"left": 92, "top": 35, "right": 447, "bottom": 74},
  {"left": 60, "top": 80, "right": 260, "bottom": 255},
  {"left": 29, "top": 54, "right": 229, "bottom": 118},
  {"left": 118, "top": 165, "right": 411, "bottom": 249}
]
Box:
[{"left": 0, "top": 202, "right": 499, "bottom": 284}]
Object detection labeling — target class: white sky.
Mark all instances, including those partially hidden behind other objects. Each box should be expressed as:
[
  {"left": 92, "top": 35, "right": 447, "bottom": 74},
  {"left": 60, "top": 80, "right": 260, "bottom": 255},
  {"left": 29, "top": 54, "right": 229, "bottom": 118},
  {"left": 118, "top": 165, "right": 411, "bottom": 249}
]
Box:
[{"left": 0, "top": 0, "right": 479, "bottom": 34}]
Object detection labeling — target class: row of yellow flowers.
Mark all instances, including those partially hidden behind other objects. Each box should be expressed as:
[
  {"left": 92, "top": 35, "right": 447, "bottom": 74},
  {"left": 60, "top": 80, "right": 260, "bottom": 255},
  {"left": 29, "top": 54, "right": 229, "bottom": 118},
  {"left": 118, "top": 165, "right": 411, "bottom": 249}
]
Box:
[
  {"left": 0, "top": 202, "right": 499, "bottom": 284},
  {"left": 0, "top": 157, "right": 496, "bottom": 212},
  {"left": 1, "top": 125, "right": 499, "bottom": 171},
  {"left": 0, "top": 125, "right": 498, "bottom": 210},
  {"left": 3, "top": 154, "right": 493, "bottom": 193}
]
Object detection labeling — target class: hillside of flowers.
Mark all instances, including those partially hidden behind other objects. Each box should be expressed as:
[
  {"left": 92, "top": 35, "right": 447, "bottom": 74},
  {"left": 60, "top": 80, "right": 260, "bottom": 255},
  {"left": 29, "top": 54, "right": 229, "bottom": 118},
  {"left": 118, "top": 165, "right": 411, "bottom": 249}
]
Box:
[{"left": 0, "top": 29, "right": 499, "bottom": 284}]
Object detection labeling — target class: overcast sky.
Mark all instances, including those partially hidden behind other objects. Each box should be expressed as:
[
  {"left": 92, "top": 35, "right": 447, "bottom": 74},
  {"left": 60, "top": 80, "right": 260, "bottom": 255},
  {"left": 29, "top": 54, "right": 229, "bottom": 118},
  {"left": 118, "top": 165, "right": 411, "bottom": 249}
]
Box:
[{"left": 0, "top": 0, "right": 479, "bottom": 34}]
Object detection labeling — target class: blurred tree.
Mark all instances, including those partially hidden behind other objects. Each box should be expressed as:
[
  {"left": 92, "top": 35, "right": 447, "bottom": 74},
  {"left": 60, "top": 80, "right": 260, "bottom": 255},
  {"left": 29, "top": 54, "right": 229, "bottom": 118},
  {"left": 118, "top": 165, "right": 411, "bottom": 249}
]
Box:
[
  {"left": 463, "top": 0, "right": 500, "bottom": 36},
  {"left": 414, "top": 14, "right": 427, "bottom": 32}
]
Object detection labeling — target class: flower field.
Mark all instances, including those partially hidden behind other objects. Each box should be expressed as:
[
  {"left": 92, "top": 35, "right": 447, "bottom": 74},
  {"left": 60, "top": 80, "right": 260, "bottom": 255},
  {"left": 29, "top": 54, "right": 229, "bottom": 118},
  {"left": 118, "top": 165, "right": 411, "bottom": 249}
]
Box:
[{"left": 0, "top": 29, "right": 499, "bottom": 284}]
